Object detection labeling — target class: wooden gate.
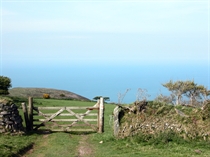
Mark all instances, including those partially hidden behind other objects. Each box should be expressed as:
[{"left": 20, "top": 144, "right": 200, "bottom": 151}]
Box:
[{"left": 22, "top": 97, "right": 104, "bottom": 133}]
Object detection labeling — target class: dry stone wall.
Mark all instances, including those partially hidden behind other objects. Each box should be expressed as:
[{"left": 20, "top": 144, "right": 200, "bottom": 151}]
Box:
[
  {"left": 113, "top": 100, "right": 210, "bottom": 141},
  {"left": 0, "top": 103, "right": 24, "bottom": 133}
]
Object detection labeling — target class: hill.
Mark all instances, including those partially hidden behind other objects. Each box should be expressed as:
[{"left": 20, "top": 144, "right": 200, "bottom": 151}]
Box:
[{"left": 8, "top": 87, "right": 90, "bottom": 101}]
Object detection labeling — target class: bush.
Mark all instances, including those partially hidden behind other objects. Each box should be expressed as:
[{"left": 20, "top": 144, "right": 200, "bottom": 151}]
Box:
[
  {"left": 43, "top": 94, "right": 50, "bottom": 99},
  {"left": 0, "top": 96, "right": 13, "bottom": 105},
  {"left": 60, "top": 94, "right": 66, "bottom": 97},
  {"left": 0, "top": 76, "right": 12, "bottom": 95}
]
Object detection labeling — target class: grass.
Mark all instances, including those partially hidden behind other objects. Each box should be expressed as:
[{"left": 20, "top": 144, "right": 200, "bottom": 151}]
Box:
[
  {"left": 1, "top": 98, "right": 210, "bottom": 156},
  {"left": 9, "top": 87, "right": 89, "bottom": 101},
  {"left": 24, "top": 132, "right": 81, "bottom": 157},
  {"left": 91, "top": 132, "right": 210, "bottom": 157},
  {"left": 0, "top": 134, "right": 37, "bottom": 157}
]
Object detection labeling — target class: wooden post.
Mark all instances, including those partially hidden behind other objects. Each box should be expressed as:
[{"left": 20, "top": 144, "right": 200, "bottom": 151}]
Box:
[
  {"left": 22, "top": 102, "right": 30, "bottom": 131},
  {"left": 98, "top": 97, "right": 104, "bottom": 133},
  {"left": 28, "top": 97, "right": 33, "bottom": 131},
  {"left": 97, "top": 99, "right": 100, "bottom": 130}
]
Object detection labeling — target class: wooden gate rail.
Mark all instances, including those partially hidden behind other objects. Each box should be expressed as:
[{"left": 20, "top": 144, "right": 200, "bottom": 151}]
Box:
[{"left": 22, "top": 97, "right": 104, "bottom": 133}]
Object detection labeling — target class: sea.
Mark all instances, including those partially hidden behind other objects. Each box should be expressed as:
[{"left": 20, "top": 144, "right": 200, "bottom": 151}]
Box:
[{"left": 3, "top": 63, "right": 210, "bottom": 104}]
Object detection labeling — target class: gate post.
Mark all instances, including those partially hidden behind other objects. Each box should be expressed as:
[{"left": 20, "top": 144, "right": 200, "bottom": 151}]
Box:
[
  {"left": 113, "top": 106, "right": 120, "bottom": 137},
  {"left": 28, "top": 97, "right": 33, "bottom": 131},
  {"left": 98, "top": 97, "right": 104, "bottom": 133},
  {"left": 22, "top": 102, "right": 30, "bottom": 131}
]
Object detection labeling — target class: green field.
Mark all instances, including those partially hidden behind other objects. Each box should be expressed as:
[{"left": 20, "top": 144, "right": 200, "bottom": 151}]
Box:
[{"left": 1, "top": 98, "right": 210, "bottom": 157}]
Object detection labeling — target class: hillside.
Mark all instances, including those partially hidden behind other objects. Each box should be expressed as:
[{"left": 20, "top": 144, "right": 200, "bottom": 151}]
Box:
[{"left": 8, "top": 87, "right": 90, "bottom": 101}]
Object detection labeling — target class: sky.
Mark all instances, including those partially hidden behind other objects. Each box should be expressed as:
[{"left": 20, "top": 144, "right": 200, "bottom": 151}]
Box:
[{"left": 0, "top": 0, "right": 210, "bottom": 103}]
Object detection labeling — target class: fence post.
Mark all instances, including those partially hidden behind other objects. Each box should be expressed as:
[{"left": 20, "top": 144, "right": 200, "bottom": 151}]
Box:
[
  {"left": 113, "top": 106, "right": 120, "bottom": 137},
  {"left": 28, "top": 97, "right": 33, "bottom": 131},
  {"left": 98, "top": 97, "right": 104, "bottom": 133},
  {"left": 21, "top": 102, "right": 30, "bottom": 131},
  {"left": 97, "top": 99, "right": 100, "bottom": 130}
]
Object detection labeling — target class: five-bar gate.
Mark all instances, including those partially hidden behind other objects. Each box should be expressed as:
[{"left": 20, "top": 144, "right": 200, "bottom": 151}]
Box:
[{"left": 22, "top": 97, "right": 104, "bottom": 133}]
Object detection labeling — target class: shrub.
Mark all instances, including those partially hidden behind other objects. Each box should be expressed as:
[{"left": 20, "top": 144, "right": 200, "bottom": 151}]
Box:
[
  {"left": 60, "top": 94, "right": 66, "bottom": 97},
  {"left": 43, "top": 93, "right": 50, "bottom": 99},
  {"left": 0, "top": 76, "right": 12, "bottom": 95},
  {"left": 0, "top": 96, "right": 13, "bottom": 105}
]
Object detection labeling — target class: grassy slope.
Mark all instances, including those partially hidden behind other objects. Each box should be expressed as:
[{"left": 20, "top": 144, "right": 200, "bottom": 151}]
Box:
[
  {"left": 8, "top": 87, "right": 90, "bottom": 101},
  {"left": 1, "top": 99, "right": 210, "bottom": 157}
]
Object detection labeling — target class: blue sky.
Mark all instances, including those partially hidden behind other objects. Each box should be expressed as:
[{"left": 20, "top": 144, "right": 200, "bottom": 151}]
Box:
[{"left": 0, "top": 0, "right": 209, "bottom": 103}]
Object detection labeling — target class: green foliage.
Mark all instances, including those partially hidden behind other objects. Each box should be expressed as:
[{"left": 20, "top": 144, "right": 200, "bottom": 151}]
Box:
[
  {"left": 0, "top": 76, "right": 12, "bottom": 95},
  {"left": 4, "top": 96, "right": 28, "bottom": 108},
  {"left": 145, "top": 101, "right": 174, "bottom": 116},
  {"left": 162, "top": 80, "right": 210, "bottom": 106},
  {"left": 0, "top": 96, "right": 13, "bottom": 105},
  {"left": 0, "top": 96, "right": 27, "bottom": 108},
  {"left": 59, "top": 93, "right": 66, "bottom": 97}
]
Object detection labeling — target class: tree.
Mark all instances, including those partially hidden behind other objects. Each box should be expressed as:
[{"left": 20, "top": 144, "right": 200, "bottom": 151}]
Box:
[
  {"left": 198, "top": 85, "right": 210, "bottom": 104},
  {"left": 0, "top": 76, "right": 12, "bottom": 95},
  {"left": 118, "top": 89, "right": 130, "bottom": 105},
  {"left": 163, "top": 80, "right": 210, "bottom": 106},
  {"left": 184, "top": 80, "right": 202, "bottom": 106},
  {"left": 155, "top": 93, "right": 176, "bottom": 105},
  {"left": 162, "top": 80, "right": 188, "bottom": 105},
  {"left": 136, "top": 88, "right": 150, "bottom": 102},
  {"left": 93, "top": 96, "right": 110, "bottom": 101}
]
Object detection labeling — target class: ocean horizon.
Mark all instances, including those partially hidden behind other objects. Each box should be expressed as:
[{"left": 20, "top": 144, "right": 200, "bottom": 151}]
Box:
[{"left": 4, "top": 63, "right": 209, "bottom": 104}]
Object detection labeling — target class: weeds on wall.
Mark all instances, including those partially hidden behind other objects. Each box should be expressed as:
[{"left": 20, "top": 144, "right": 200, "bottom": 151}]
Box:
[{"left": 118, "top": 100, "right": 210, "bottom": 142}]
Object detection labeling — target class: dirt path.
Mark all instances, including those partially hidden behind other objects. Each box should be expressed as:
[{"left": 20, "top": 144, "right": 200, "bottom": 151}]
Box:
[
  {"left": 77, "top": 135, "right": 94, "bottom": 157},
  {"left": 21, "top": 133, "right": 95, "bottom": 157}
]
